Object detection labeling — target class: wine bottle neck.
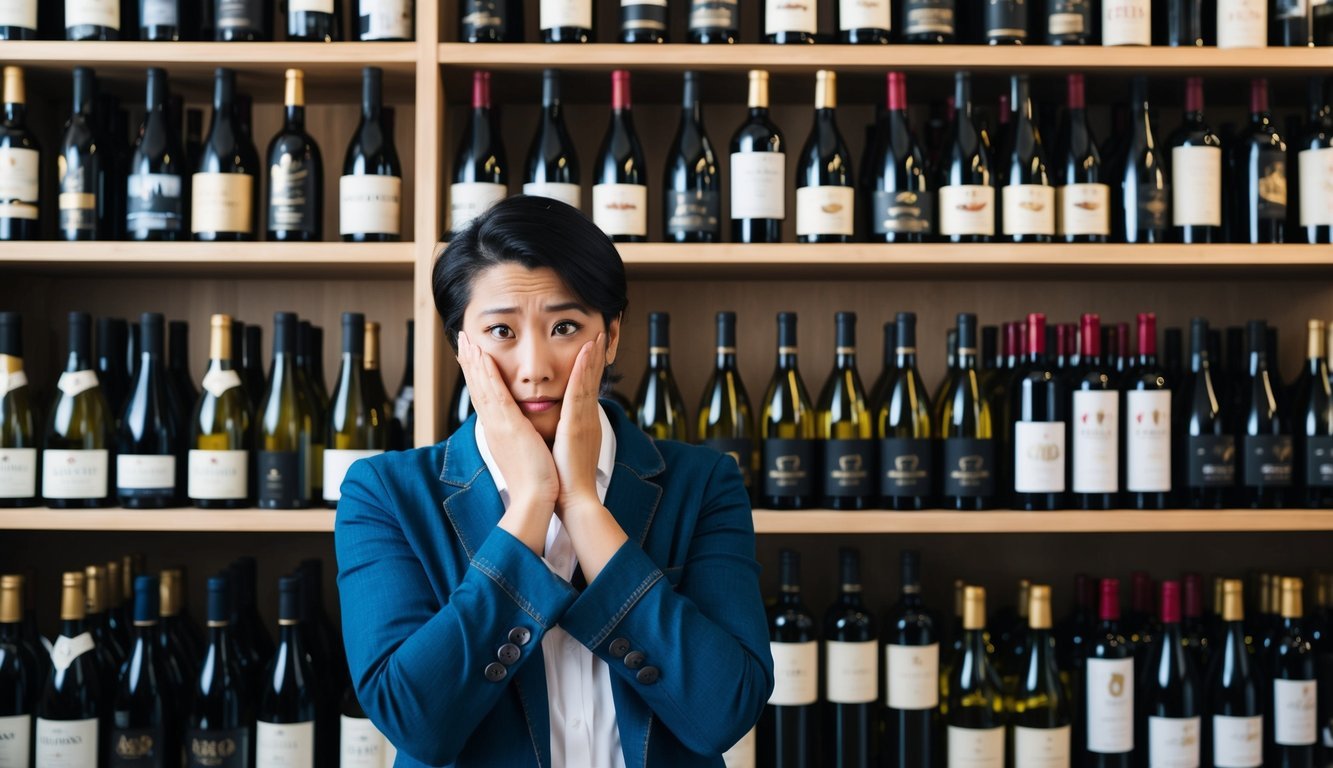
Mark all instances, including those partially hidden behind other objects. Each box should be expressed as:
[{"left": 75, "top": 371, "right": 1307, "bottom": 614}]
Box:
[
  {"left": 285, "top": 104, "right": 304, "bottom": 127},
  {"left": 649, "top": 350, "right": 671, "bottom": 369},
  {"left": 60, "top": 618, "right": 87, "bottom": 637},
  {"left": 778, "top": 350, "right": 799, "bottom": 369},
  {"left": 715, "top": 349, "right": 737, "bottom": 370}
]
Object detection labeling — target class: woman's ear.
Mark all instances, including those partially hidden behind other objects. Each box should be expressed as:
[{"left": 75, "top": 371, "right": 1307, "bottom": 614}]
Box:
[{"left": 605, "top": 314, "right": 623, "bottom": 366}]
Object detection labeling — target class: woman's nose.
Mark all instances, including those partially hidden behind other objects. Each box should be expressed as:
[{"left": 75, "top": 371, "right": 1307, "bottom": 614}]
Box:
[{"left": 515, "top": 337, "right": 555, "bottom": 384}]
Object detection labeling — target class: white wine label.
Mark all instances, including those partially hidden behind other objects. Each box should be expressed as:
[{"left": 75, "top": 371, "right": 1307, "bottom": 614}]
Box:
[
  {"left": 57, "top": 369, "right": 99, "bottom": 397},
  {"left": 1299, "top": 147, "right": 1333, "bottom": 227},
  {"left": 765, "top": 0, "right": 817, "bottom": 33},
  {"left": 0, "top": 367, "right": 25, "bottom": 397},
  {"left": 449, "top": 181, "right": 508, "bottom": 234},
  {"left": 1014, "top": 725, "right": 1072, "bottom": 768},
  {"left": 117, "top": 454, "right": 176, "bottom": 490},
  {"left": 0, "top": 447, "right": 37, "bottom": 499},
  {"left": 1014, "top": 421, "right": 1066, "bottom": 494},
  {"left": 257, "top": 721, "right": 315, "bottom": 768},
  {"left": 49, "top": 632, "right": 96, "bottom": 673},
  {"left": 840, "top": 0, "right": 890, "bottom": 29},
  {"left": 769, "top": 640, "right": 818, "bottom": 706},
  {"left": 42, "top": 449, "right": 108, "bottom": 500},
  {"left": 140, "top": 0, "right": 178, "bottom": 25},
  {"left": 946, "top": 725, "right": 1005, "bottom": 768},
  {"left": 1148, "top": 715, "right": 1201, "bottom": 767},
  {"left": 1125, "top": 390, "right": 1171, "bottom": 493},
  {"left": 1058, "top": 182, "right": 1110, "bottom": 236},
  {"left": 1211, "top": 714, "right": 1262, "bottom": 768},
  {"left": 1048, "top": 10, "right": 1086, "bottom": 33},
  {"left": 384, "top": 740, "right": 397, "bottom": 765},
  {"left": 188, "top": 450, "right": 248, "bottom": 500},
  {"left": 886, "top": 642, "right": 939, "bottom": 710},
  {"left": 339, "top": 716, "right": 387, "bottom": 768},
  {"left": 291, "top": 0, "right": 334, "bottom": 10},
  {"left": 1002, "top": 184, "right": 1056, "bottom": 236},
  {"left": 1274, "top": 679, "right": 1317, "bottom": 746},
  {"left": 340, "top": 174, "right": 402, "bottom": 236},
  {"left": 730, "top": 152, "right": 786, "bottom": 220},
  {"left": 0, "top": 0, "right": 38, "bottom": 28},
  {"left": 721, "top": 727, "right": 755, "bottom": 768},
  {"left": 1072, "top": 390, "right": 1119, "bottom": 494},
  {"left": 323, "top": 449, "right": 384, "bottom": 502},
  {"left": 1101, "top": 0, "right": 1150, "bottom": 44},
  {"left": 202, "top": 368, "right": 243, "bottom": 399},
  {"left": 1217, "top": 0, "right": 1266, "bottom": 46},
  {"left": 1171, "top": 146, "right": 1223, "bottom": 227},
  {"left": 192, "top": 173, "right": 254, "bottom": 235},
  {"left": 0, "top": 147, "right": 39, "bottom": 204},
  {"left": 523, "top": 181, "right": 582, "bottom": 211},
  {"left": 795, "top": 185, "right": 854, "bottom": 237},
  {"left": 542, "top": 0, "right": 593, "bottom": 28},
  {"left": 360, "top": 0, "right": 413, "bottom": 38},
  {"left": 65, "top": 0, "right": 119, "bottom": 27},
  {"left": 0, "top": 713, "right": 31, "bottom": 766},
  {"left": 824, "top": 640, "right": 878, "bottom": 704},
  {"left": 939, "top": 184, "right": 996, "bottom": 236},
  {"left": 35, "top": 717, "right": 99, "bottom": 767},
  {"left": 1086, "top": 657, "right": 1134, "bottom": 754},
  {"left": 592, "top": 183, "right": 648, "bottom": 237},
  {"left": 0, "top": 201, "right": 37, "bottom": 220}
]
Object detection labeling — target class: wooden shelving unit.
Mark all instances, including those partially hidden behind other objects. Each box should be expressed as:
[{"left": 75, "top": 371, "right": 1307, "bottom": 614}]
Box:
[
  {"left": 2, "top": 41, "right": 418, "bottom": 77},
  {"left": 0, "top": 242, "right": 416, "bottom": 278}
]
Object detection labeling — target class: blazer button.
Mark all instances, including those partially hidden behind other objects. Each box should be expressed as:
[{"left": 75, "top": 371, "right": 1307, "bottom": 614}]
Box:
[
  {"left": 636, "top": 666, "right": 660, "bottom": 685},
  {"left": 484, "top": 662, "right": 507, "bottom": 682},
  {"left": 608, "top": 638, "right": 631, "bottom": 658},
  {"left": 623, "top": 651, "right": 646, "bottom": 670},
  {"left": 509, "top": 627, "right": 532, "bottom": 646},
  {"left": 498, "top": 643, "right": 522, "bottom": 665}
]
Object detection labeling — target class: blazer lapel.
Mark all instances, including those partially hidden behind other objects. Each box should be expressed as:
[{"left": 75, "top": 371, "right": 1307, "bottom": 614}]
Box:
[{"left": 437, "top": 416, "right": 504, "bottom": 560}]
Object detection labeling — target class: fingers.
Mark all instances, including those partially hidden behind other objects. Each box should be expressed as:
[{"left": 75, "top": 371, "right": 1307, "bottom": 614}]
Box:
[{"left": 457, "top": 332, "right": 522, "bottom": 426}]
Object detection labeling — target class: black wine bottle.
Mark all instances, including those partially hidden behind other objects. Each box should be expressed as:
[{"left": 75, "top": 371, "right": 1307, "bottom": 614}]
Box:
[
  {"left": 838, "top": 0, "right": 889, "bottom": 41},
  {"left": 1168, "top": 77, "right": 1224, "bottom": 244},
  {"left": 761, "top": 313, "right": 816, "bottom": 510},
  {"left": 449, "top": 70, "right": 508, "bottom": 239},
  {"left": 342, "top": 67, "right": 403, "bottom": 242},
  {"left": 267, "top": 68, "right": 324, "bottom": 242},
  {"left": 193, "top": 68, "right": 259, "bottom": 242},
  {"left": 188, "top": 574, "right": 255, "bottom": 768},
  {"left": 1238, "top": 320, "right": 1293, "bottom": 508},
  {"left": 1120, "top": 312, "right": 1172, "bottom": 510},
  {"left": 1070, "top": 313, "right": 1120, "bottom": 510},
  {"left": 523, "top": 69, "right": 581, "bottom": 211},
  {"left": 985, "top": 0, "right": 1026, "bottom": 41},
  {"left": 1011, "top": 313, "right": 1068, "bottom": 510},
  {"left": 229, "top": 557, "right": 274, "bottom": 680},
  {"left": 1202, "top": 578, "right": 1264, "bottom": 768},
  {"left": 882, "top": 550, "right": 938, "bottom": 768},
  {"left": 1177, "top": 318, "right": 1234, "bottom": 509},
  {"left": 1268, "top": 577, "right": 1317, "bottom": 766},
  {"left": 938, "top": 72, "right": 994, "bottom": 243},
  {"left": 822, "top": 548, "right": 877, "bottom": 767},
  {"left": 797, "top": 70, "right": 854, "bottom": 244},
  {"left": 1111, "top": 76, "right": 1171, "bottom": 244},
  {"left": 759, "top": 550, "right": 818, "bottom": 768},
  {"left": 593, "top": 70, "right": 648, "bottom": 243},
  {"left": 1054, "top": 74, "right": 1109, "bottom": 243},
  {"left": 36, "top": 572, "right": 103, "bottom": 767},
  {"left": 257, "top": 576, "right": 318, "bottom": 767},
  {"left": 900, "top": 0, "right": 955, "bottom": 41},
  {"left": 1296, "top": 78, "right": 1333, "bottom": 245},
  {"left": 288, "top": 0, "right": 337, "bottom": 40},
  {"left": 0, "top": 67, "right": 40, "bottom": 242},
  {"left": 1229, "top": 78, "right": 1289, "bottom": 244},
  {"left": 59, "top": 67, "right": 108, "bottom": 241},
  {"left": 999, "top": 74, "right": 1054, "bottom": 243},
  {"left": 111, "top": 574, "right": 182, "bottom": 768},
  {"left": 215, "top": 0, "right": 271, "bottom": 40},
  {"left": 867, "top": 72, "right": 931, "bottom": 243},
  {"left": 115, "top": 312, "right": 184, "bottom": 508},
  {"left": 1138, "top": 580, "right": 1203, "bottom": 768},
  {"left": 128, "top": 68, "right": 185, "bottom": 241},
  {"left": 689, "top": 0, "right": 738, "bottom": 41},
  {"left": 664, "top": 71, "right": 721, "bottom": 243},
  {"left": 730, "top": 70, "right": 785, "bottom": 244}
]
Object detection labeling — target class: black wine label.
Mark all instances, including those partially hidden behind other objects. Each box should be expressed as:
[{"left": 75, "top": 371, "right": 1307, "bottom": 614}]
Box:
[
  {"left": 59, "top": 155, "right": 98, "bottom": 235},
  {"left": 1257, "top": 149, "right": 1288, "bottom": 222},
  {"left": 216, "top": 0, "right": 264, "bottom": 27},
  {"left": 1243, "top": 434, "right": 1294, "bottom": 488},
  {"left": 689, "top": 0, "right": 737, "bottom": 30},
  {"left": 1047, "top": 0, "right": 1090, "bottom": 32},
  {"left": 621, "top": 0, "right": 668, "bottom": 31},
  {"left": 701, "top": 438, "right": 754, "bottom": 488},
  {"left": 985, "top": 0, "right": 1027, "bottom": 38},
  {"left": 1306, "top": 436, "right": 1333, "bottom": 487},
  {"left": 127, "top": 173, "right": 184, "bottom": 232},
  {"left": 258, "top": 450, "right": 304, "bottom": 505},
  {"left": 1136, "top": 183, "right": 1169, "bottom": 231},
  {"left": 461, "top": 0, "right": 506, "bottom": 34},
  {"left": 824, "top": 438, "right": 875, "bottom": 498},
  {"left": 872, "top": 190, "right": 933, "bottom": 235},
  {"left": 941, "top": 438, "right": 997, "bottom": 498},
  {"left": 188, "top": 728, "right": 249, "bottom": 768},
  {"left": 904, "top": 0, "right": 955, "bottom": 33},
  {"left": 665, "top": 191, "right": 720, "bottom": 235},
  {"left": 1187, "top": 434, "right": 1235, "bottom": 488},
  {"left": 763, "top": 438, "right": 815, "bottom": 499},
  {"left": 111, "top": 727, "right": 166, "bottom": 767},
  {"left": 268, "top": 158, "right": 317, "bottom": 234},
  {"left": 879, "top": 438, "right": 932, "bottom": 498}
]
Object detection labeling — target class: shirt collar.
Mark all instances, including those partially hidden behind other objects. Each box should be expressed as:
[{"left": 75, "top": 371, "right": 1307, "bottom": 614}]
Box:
[{"left": 475, "top": 404, "right": 617, "bottom": 507}]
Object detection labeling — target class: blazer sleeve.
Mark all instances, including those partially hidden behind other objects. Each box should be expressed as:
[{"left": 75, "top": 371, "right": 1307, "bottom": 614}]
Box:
[
  {"left": 334, "top": 458, "right": 580, "bottom": 766},
  {"left": 556, "top": 453, "right": 776, "bottom": 757}
]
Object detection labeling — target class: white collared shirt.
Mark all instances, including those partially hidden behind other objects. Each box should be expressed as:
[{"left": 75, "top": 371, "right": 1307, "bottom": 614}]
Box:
[{"left": 475, "top": 406, "right": 626, "bottom": 768}]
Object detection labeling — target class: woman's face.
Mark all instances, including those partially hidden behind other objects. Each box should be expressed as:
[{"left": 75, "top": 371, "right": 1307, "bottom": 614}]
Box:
[{"left": 461, "top": 263, "right": 621, "bottom": 442}]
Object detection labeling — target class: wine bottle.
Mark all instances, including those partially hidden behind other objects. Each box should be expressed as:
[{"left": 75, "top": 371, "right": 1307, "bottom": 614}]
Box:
[
  {"left": 0, "top": 313, "right": 37, "bottom": 508},
  {"left": 986, "top": 0, "right": 1026, "bottom": 42},
  {"left": 874, "top": 312, "right": 933, "bottom": 510},
  {"left": 188, "top": 314, "right": 251, "bottom": 509},
  {"left": 342, "top": 67, "right": 402, "bottom": 242},
  {"left": 127, "top": 68, "right": 185, "bottom": 241},
  {"left": 111, "top": 574, "right": 181, "bottom": 768},
  {"left": 257, "top": 576, "right": 317, "bottom": 768},
  {"left": 1180, "top": 573, "right": 1209, "bottom": 673},
  {"left": 1201, "top": 578, "right": 1264, "bottom": 768},
  {"left": 998, "top": 75, "right": 1054, "bottom": 242},
  {"left": 0, "top": 67, "right": 39, "bottom": 242},
  {"left": 294, "top": 561, "right": 341, "bottom": 766},
  {"left": 96, "top": 318, "right": 131, "bottom": 424},
  {"left": 188, "top": 574, "right": 255, "bottom": 768},
  {"left": 167, "top": 318, "right": 197, "bottom": 435},
  {"left": 36, "top": 572, "right": 103, "bottom": 768},
  {"left": 1121, "top": 312, "right": 1172, "bottom": 510},
  {"left": 84, "top": 565, "right": 126, "bottom": 703},
  {"left": 935, "top": 313, "right": 997, "bottom": 510},
  {"left": 1049, "top": 75, "right": 1107, "bottom": 242},
  {"left": 229, "top": 556, "right": 274, "bottom": 678},
  {"left": 620, "top": 0, "right": 667, "bottom": 41},
  {"left": 66, "top": 0, "right": 121, "bottom": 39},
  {"left": 340, "top": 682, "right": 393, "bottom": 767},
  {"left": 663, "top": 72, "right": 720, "bottom": 243},
  {"left": 1009, "top": 584, "right": 1071, "bottom": 767},
  {"left": 323, "top": 313, "right": 388, "bottom": 507},
  {"left": 633, "top": 313, "right": 689, "bottom": 442},
  {"left": 160, "top": 568, "right": 203, "bottom": 689},
  {"left": 57, "top": 67, "right": 105, "bottom": 242},
  {"left": 867, "top": 72, "right": 931, "bottom": 242},
  {"left": 1168, "top": 77, "right": 1224, "bottom": 244},
  {"left": 869, "top": 321, "right": 896, "bottom": 416},
  {"left": 946, "top": 586, "right": 1005, "bottom": 768},
  {"left": 43, "top": 312, "right": 115, "bottom": 509},
  {"left": 1294, "top": 320, "right": 1333, "bottom": 508},
  {"left": 115, "top": 312, "right": 183, "bottom": 509},
  {"left": 359, "top": 0, "right": 413, "bottom": 39},
  {"left": 215, "top": 0, "right": 270, "bottom": 40},
  {"left": 362, "top": 319, "right": 394, "bottom": 450},
  {"left": 1011, "top": 313, "right": 1068, "bottom": 510},
  {"left": 113, "top": 559, "right": 140, "bottom": 662},
  {"left": 1268, "top": 577, "right": 1317, "bottom": 765},
  {"left": 761, "top": 313, "right": 816, "bottom": 510},
  {"left": 450, "top": 71, "right": 508, "bottom": 238},
  {"left": 796, "top": 71, "right": 854, "bottom": 244},
  {"left": 1111, "top": 77, "right": 1171, "bottom": 244},
  {"left": 823, "top": 548, "right": 877, "bottom": 767},
  {"left": 764, "top": 0, "right": 816, "bottom": 41},
  {"left": 0, "top": 573, "right": 35, "bottom": 768},
  {"left": 288, "top": 0, "right": 337, "bottom": 40},
  {"left": 1047, "top": 0, "right": 1092, "bottom": 41},
  {"left": 138, "top": 0, "right": 180, "bottom": 40},
  {"left": 730, "top": 70, "right": 785, "bottom": 244},
  {"left": 523, "top": 69, "right": 581, "bottom": 211},
  {"left": 594, "top": 71, "right": 648, "bottom": 243},
  {"left": 881, "top": 550, "right": 938, "bottom": 768},
  {"left": 810, "top": 313, "right": 872, "bottom": 510},
  {"left": 759, "top": 550, "right": 817, "bottom": 768},
  {"left": 1177, "top": 318, "right": 1234, "bottom": 509},
  {"left": 1138, "top": 580, "right": 1202, "bottom": 768},
  {"left": 265, "top": 69, "right": 324, "bottom": 242},
  {"left": 392, "top": 319, "right": 414, "bottom": 451},
  {"left": 1102, "top": 0, "right": 1151, "bottom": 44},
  {"left": 689, "top": 0, "right": 737, "bottom": 41},
  {"left": 1296, "top": 79, "right": 1332, "bottom": 245},
  {"left": 899, "top": 0, "right": 954, "bottom": 40},
  {"left": 1238, "top": 320, "right": 1293, "bottom": 508},
  {"left": 938, "top": 72, "right": 995, "bottom": 243},
  {"left": 0, "top": 0, "right": 36, "bottom": 38},
  {"left": 241, "top": 325, "right": 265, "bottom": 414},
  {"left": 194, "top": 68, "right": 259, "bottom": 241},
  {"left": 839, "top": 0, "right": 889, "bottom": 41},
  {"left": 1081, "top": 578, "right": 1135, "bottom": 766},
  {"left": 698, "top": 312, "right": 756, "bottom": 490},
  {"left": 258, "top": 312, "right": 314, "bottom": 509},
  {"left": 461, "top": 0, "right": 510, "bottom": 41},
  {"left": 297, "top": 322, "right": 327, "bottom": 504},
  {"left": 1230, "top": 79, "right": 1289, "bottom": 244},
  {"left": 1069, "top": 313, "right": 1119, "bottom": 510}
]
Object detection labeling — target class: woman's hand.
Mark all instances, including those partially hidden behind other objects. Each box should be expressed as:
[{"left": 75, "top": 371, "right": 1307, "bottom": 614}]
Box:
[{"left": 552, "top": 334, "right": 605, "bottom": 515}]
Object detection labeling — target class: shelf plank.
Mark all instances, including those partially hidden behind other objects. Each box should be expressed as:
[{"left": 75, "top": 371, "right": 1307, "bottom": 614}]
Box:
[
  {"left": 0, "top": 508, "right": 334, "bottom": 532},
  {"left": 3, "top": 42, "right": 417, "bottom": 77},
  {"left": 0, "top": 242, "right": 416, "bottom": 279}
]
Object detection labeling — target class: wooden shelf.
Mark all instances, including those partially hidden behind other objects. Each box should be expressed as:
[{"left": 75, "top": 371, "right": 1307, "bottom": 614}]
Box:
[
  {"left": 0, "top": 242, "right": 416, "bottom": 279},
  {"left": 3, "top": 41, "right": 417, "bottom": 78},
  {"left": 0, "top": 508, "right": 334, "bottom": 532}
]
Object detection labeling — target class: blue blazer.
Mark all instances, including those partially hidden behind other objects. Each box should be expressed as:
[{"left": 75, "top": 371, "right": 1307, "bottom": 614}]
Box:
[{"left": 334, "top": 400, "right": 774, "bottom": 767}]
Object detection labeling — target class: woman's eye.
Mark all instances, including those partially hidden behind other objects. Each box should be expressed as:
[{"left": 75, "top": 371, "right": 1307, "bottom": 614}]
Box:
[
  {"left": 487, "top": 326, "right": 513, "bottom": 340},
  {"left": 553, "top": 321, "right": 580, "bottom": 336}
]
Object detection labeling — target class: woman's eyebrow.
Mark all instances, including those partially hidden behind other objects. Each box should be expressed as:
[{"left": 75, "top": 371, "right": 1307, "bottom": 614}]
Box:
[
  {"left": 545, "top": 302, "right": 591, "bottom": 315},
  {"left": 479, "top": 306, "right": 518, "bottom": 317}
]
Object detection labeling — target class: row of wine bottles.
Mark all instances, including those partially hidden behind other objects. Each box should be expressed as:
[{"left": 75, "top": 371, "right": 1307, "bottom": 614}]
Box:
[
  {"left": 0, "top": 309, "right": 416, "bottom": 509},
  {"left": 0, "top": 0, "right": 414, "bottom": 42},
  {"left": 451, "top": 68, "right": 1333, "bottom": 245},
  {"left": 0, "top": 65, "right": 404, "bottom": 242},
  {"left": 733, "top": 547, "right": 1333, "bottom": 768},
  {"left": 624, "top": 309, "right": 1333, "bottom": 509}
]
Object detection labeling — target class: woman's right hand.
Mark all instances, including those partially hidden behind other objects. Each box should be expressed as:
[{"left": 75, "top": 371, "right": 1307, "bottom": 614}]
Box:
[{"left": 457, "top": 332, "right": 559, "bottom": 555}]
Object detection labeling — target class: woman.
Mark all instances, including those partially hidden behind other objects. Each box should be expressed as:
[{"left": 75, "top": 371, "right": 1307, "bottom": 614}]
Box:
[{"left": 335, "top": 196, "right": 774, "bottom": 767}]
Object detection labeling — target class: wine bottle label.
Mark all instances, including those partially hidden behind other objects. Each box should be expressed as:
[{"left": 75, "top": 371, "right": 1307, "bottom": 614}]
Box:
[
  {"left": 541, "top": 0, "right": 593, "bottom": 29},
  {"left": 324, "top": 449, "right": 385, "bottom": 502},
  {"left": 0, "top": 714, "right": 32, "bottom": 765},
  {"left": 1256, "top": 149, "right": 1288, "bottom": 222},
  {"left": 0, "top": 447, "right": 36, "bottom": 498},
  {"left": 1147, "top": 716, "right": 1200, "bottom": 767},
  {"left": 730, "top": 152, "right": 786, "bottom": 221},
  {"left": 825, "top": 639, "right": 878, "bottom": 704},
  {"left": 202, "top": 368, "right": 243, "bottom": 398},
  {"left": 622, "top": 0, "right": 668, "bottom": 32},
  {"left": 57, "top": 369, "right": 99, "bottom": 397},
  {"left": 111, "top": 726, "right": 167, "bottom": 766},
  {"left": 462, "top": 0, "right": 506, "bottom": 34},
  {"left": 1211, "top": 715, "right": 1262, "bottom": 768},
  {"left": 0, "top": 367, "right": 25, "bottom": 397},
  {"left": 0, "top": 148, "right": 40, "bottom": 215},
  {"left": 65, "top": 0, "right": 119, "bottom": 28},
  {"left": 360, "top": 0, "right": 414, "bottom": 39},
  {"left": 795, "top": 186, "right": 854, "bottom": 236},
  {"left": 905, "top": 0, "right": 955, "bottom": 33},
  {"left": 127, "top": 173, "right": 184, "bottom": 233},
  {"left": 665, "top": 190, "right": 721, "bottom": 237},
  {"left": 701, "top": 438, "right": 754, "bottom": 488},
  {"left": 840, "top": 0, "right": 890, "bottom": 30},
  {"left": 449, "top": 181, "right": 508, "bottom": 234},
  {"left": 188, "top": 728, "right": 250, "bottom": 768},
  {"left": 1217, "top": 0, "right": 1266, "bottom": 45},
  {"left": 885, "top": 642, "right": 939, "bottom": 709},
  {"left": 1058, "top": 183, "right": 1110, "bottom": 236},
  {"left": 523, "top": 181, "right": 581, "bottom": 211},
  {"left": 188, "top": 450, "right": 248, "bottom": 500},
  {"left": 765, "top": 0, "right": 817, "bottom": 34},
  {"left": 1187, "top": 434, "right": 1235, "bottom": 487},
  {"left": 946, "top": 725, "right": 1005, "bottom": 768},
  {"left": 1274, "top": 679, "right": 1317, "bottom": 745},
  {"left": 1002, "top": 184, "right": 1055, "bottom": 236},
  {"left": 878, "top": 437, "right": 931, "bottom": 498},
  {"left": 42, "top": 448, "right": 109, "bottom": 499},
  {"left": 1086, "top": 657, "right": 1134, "bottom": 754},
  {"left": 762, "top": 438, "right": 814, "bottom": 498},
  {"left": 1299, "top": 147, "right": 1333, "bottom": 227},
  {"left": 35, "top": 717, "right": 99, "bottom": 767},
  {"left": 1170, "top": 146, "right": 1222, "bottom": 227},
  {"left": 592, "top": 183, "right": 648, "bottom": 237},
  {"left": 192, "top": 173, "right": 254, "bottom": 235},
  {"left": 871, "top": 190, "right": 932, "bottom": 235},
  {"left": 256, "top": 721, "right": 315, "bottom": 768},
  {"left": 691, "top": 0, "right": 737, "bottom": 30},
  {"left": 1014, "top": 725, "right": 1072, "bottom": 767},
  {"left": 217, "top": 0, "right": 264, "bottom": 28},
  {"left": 340, "top": 175, "right": 403, "bottom": 236},
  {"left": 292, "top": 0, "right": 334, "bottom": 11},
  {"left": 768, "top": 640, "right": 818, "bottom": 706},
  {"left": 340, "top": 716, "right": 389, "bottom": 768},
  {"left": 117, "top": 454, "right": 176, "bottom": 496},
  {"left": 941, "top": 438, "right": 996, "bottom": 498},
  {"left": 939, "top": 184, "right": 996, "bottom": 236},
  {"left": 1125, "top": 389, "right": 1170, "bottom": 493},
  {"left": 258, "top": 450, "right": 309, "bottom": 505},
  {"left": 269, "top": 157, "right": 317, "bottom": 234},
  {"left": 721, "top": 727, "right": 755, "bottom": 768},
  {"left": 1243, "top": 434, "right": 1293, "bottom": 488},
  {"left": 1013, "top": 421, "right": 1066, "bottom": 494},
  {"left": 0, "top": 0, "right": 38, "bottom": 28},
  {"left": 1101, "top": 0, "right": 1150, "bottom": 44},
  {"left": 1047, "top": 0, "right": 1090, "bottom": 34},
  {"left": 384, "top": 740, "right": 398, "bottom": 767},
  {"left": 50, "top": 632, "right": 96, "bottom": 672},
  {"left": 820, "top": 437, "right": 873, "bottom": 498},
  {"left": 985, "top": 0, "right": 1027, "bottom": 39},
  {"left": 1306, "top": 436, "right": 1333, "bottom": 487},
  {"left": 140, "top": 0, "right": 178, "bottom": 25},
  {"left": 394, "top": 388, "right": 414, "bottom": 423},
  {"left": 1072, "top": 390, "right": 1119, "bottom": 494}
]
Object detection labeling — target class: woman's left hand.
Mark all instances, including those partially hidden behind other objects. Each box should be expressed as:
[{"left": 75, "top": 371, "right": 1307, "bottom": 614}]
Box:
[{"left": 552, "top": 333, "right": 605, "bottom": 515}]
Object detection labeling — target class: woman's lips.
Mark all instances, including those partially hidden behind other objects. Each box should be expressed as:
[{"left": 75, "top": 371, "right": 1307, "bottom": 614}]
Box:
[{"left": 519, "top": 399, "right": 558, "bottom": 414}]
